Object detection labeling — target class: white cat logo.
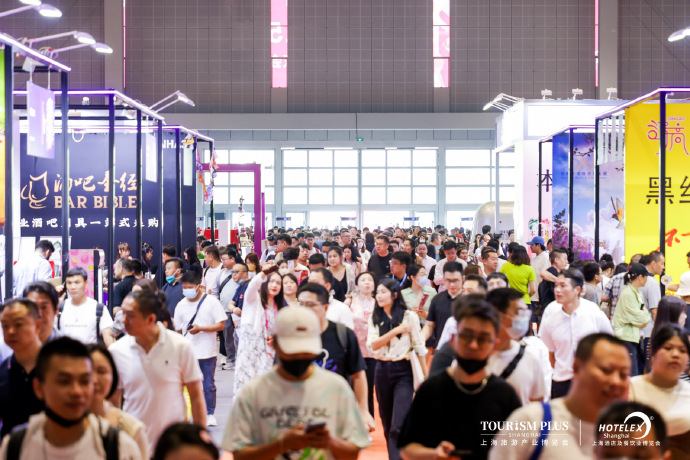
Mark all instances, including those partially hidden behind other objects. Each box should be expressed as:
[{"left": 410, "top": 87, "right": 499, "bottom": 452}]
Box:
[{"left": 624, "top": 411, "right": 652, "bottom": 440}]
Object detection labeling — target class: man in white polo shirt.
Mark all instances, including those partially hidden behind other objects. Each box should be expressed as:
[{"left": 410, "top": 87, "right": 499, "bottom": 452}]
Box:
[
  {"left": 539, "top": 269, "right": 612, "bottom": 399},
  {"left": 109, "top": 290, "right": 206, "bottom": 451}
]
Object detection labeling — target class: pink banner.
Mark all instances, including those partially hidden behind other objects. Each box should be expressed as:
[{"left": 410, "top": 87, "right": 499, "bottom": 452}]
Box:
[
  {"left": 272, "top": 59, "right": 287, "bottom": 88},
  {"left": 271, "top": 0, "right": 288, "bottom": 88},
  {"left": 434, "top": 58, "right": 449, "bottom": 88},
  {"left": 69, "top": 249, "right": 96, "bottom": 299}
]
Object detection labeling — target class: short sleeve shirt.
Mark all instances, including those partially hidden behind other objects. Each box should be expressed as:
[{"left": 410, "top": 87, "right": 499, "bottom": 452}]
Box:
[
  {"left": 173, "top": 295, "right": 228, "bottom": 359},
  {"left": 426, "top": 292, "right": 454, "bottom": 349},
  {"left": 0, "top": 355, "right": 43, "bottom": 437},
  {"left": 59, "top": 297, "right": 114, "bottom": 344},
  {"left": 500, "top": 262, "right": 537, "bottom": 304},
  {"left": 315, "top": 321, "right": 366, "bottom": 379}
]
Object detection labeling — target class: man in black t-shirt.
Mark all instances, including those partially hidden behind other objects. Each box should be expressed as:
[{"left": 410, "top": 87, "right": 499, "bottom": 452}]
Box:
[
  {"left": 537, "top": 249, "right": 568, "bottom": 311},
  {"left": 367, "top": 234, "right": 392, "bottom": 282},
  {"left": 398, "top": 299, "right": 521, "bottom": 460},
  {"left": 296, "top": 282, "right": 375, "bottom": 431},
  {"left": 422, "top": 261, "right": 464, "bottom": 350}
]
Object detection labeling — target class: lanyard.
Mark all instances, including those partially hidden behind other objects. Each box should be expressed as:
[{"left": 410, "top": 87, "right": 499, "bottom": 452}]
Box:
[{"left": 399, "top": 273, "right": 407, "bottom": 287}]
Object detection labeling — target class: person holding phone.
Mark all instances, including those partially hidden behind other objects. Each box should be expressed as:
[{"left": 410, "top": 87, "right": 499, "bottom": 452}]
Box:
[
  {"left": 222, "top": 305, "right": 370, "bottom": 460},
  {"left": 401, "top": 264, "right": 437, "bottom": 326}
]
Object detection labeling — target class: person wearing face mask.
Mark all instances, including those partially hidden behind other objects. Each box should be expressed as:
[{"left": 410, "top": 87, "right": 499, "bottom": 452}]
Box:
[
  {"left": 399, "top": 300, "right": 521, "bottom": 460},
  {"left": 161, "top": 258, "right": 185, "bottom": 318},
  {"left": 401, "top": 264, "right": 437, "bottom": 326},
  {"left": 221, "top": 305, "right": 370, "bottom": 460},
  {"left": 483, "top": 288, "right": 547, "bottom": 405},
  {"left": 0, "top": 337, "right": 142, "bottom": 459},
  {"left": 173, "top": 271, "right": 227, "bottom": 428},
  {"left": 490, "top": 333, "right": 632, "bottom": 460},
  {"left": 356, "top": 238, "right": 371, "bottom": 268}
]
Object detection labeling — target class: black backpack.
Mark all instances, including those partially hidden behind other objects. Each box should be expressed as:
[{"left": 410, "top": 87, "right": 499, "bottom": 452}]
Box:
[
  {"left": 57, "top": 301, "right": 107, "bottom": 345},
  {"left": 7, "top": 422, "right": 120, "bottom": 460}
]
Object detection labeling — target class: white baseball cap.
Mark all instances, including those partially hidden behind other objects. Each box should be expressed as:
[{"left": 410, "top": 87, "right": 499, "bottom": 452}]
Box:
[
  {"left": 676, "top": 271, "right": 690, "bottom": 297},
  {"left": 274, "top": 305, "right": 322, "bottom": 355}
]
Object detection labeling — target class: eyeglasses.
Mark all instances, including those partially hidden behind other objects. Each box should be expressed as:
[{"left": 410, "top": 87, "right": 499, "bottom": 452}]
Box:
[
  {"left": 231, "top": 270, "right": 246, "bottom": 274},
  {"left": 444, "top": 278, "right": 462, "bottom": 285},
  {"left": 298, "top": 301, "right": 324, "bottom": 309},
  {"left": 456, "top": 333, "right": 494, "bottom": 348}
]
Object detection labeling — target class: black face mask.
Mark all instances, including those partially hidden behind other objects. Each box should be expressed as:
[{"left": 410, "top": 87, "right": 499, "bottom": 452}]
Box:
[
  {"left": 281, "top": 358, "right": 313, "bottom": 378},
  {"left": 455, "top": 355, "right": 488, "bottom": 375},
  {"left": 44, "top": 406, "right": 89, "bottom": 428}
]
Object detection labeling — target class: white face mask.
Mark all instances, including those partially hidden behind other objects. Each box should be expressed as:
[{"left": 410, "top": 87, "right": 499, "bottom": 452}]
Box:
[
  {"left": 417, "top": 276, "right": 430, "bottom": 287},
  {"left": 183, "top": 288, "right": 198, "bottom": 299},
  {"left": 357, "top": 242, "right": 364, "bottom": 248},
  {"left": 507, "top": 310, "right": 531, "bottom": 340}
]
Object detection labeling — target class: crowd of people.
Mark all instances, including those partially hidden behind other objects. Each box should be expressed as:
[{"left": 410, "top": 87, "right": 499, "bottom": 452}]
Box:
[{"left": 3, "top": 223, "right": 690, "bottom": 460}]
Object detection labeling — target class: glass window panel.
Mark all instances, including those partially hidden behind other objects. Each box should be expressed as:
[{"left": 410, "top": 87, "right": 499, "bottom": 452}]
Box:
[
  {"left": 203, "top": 172, "right": 210, "bottom": 183},
  {"left": 214, "top": 173, "right": 229, "bottom": 186},
  {"left": 361, "top": 187, "right": 385, "bottom": 204},
  {"left": 229, "top": 150, "right": 275, "bottom": 167},
  {"left": 334, "top": 187, "right": 359, "bottom": 205},
  {"left": 498, "top": 152, "right": 517, "bottom": 167},
  {"left": 203, "top": 150, "right": 210, "bottom": 163},
  {"left": 213, "top": 187, "right": 228, "bottom": 205},
  {"left": 286, "top": 213, "right": 305, "bottom": 228},
  {"left": 283, "top": 169, "right": 307, "bottom": 186},
  {"left": 446, "top": 211, "right": 475, "bottom": 228},
  {"left": 215, "top": 150, "right": 229, "bottom": 163},
  {"left": 262, "top": 168, "right": 275, "bottom": 186},
  {"left": 309, "top": 150, "right": 333, "bottom": 167},
  {"left": 413, "top": 169, "right": 437, "bottom": 185},
  {"left": 363, "top": 211, "right": 409, "bottom": 229},
  {"left": 309, "top": 169, "right": 333, "bottom": 186},
  {"left": 413, "top": 149, "right": 437, "bottom": 167},
  {"left": 283, "top": 187, "right": 307, "bottom": 204},
  {"left": 446, "top": 187, "right": 491, "bottom": 204},
  {"left": 309, "top": 187, "right": 333, "bottom": 205},
  {"left": 334, "top": 151, "right": 358, "bottom": 167},
  {"left": 387, "top": 169, "right": 411, "bottom": 186},
  {"left": 496, "top": 167, "right": 515, "bottom": 185},
  {"left": 455, "top": 167, "right": 491, "bottom": 185},
  {"left": 388, "top": 187, "right": 411, "bottom": 204},
  {"left": 387, "top": 149, "right": 411, "bottom": 167},
  {"left": 283, "top": 149, "right": 307, "bottom": 167},
  {"left": 334, "top": 168, "right": 358, "bottom": 186},
  {"left": 498, "top": 186, "right": 515, "bottom": 201},
  {"left": 265, "top": 187, "right": 275, "bottom": 204},
  {"left": 412, "top": 187, "right": 436, "bottom": 204},
  {"left": 362, "top": 150, "right": 386, "bottom": 167},
  {"left": 446, "top": 149, "right": 491, "bottom": 167},
  {"left": 362, "top": 168, "right": 385, "bottom": 185},
  {"left": 229, "top": 172, "right": 254, "bottom": 186},
  {"left": 230, "top": 187, "right": 254, "bottom": 205}
]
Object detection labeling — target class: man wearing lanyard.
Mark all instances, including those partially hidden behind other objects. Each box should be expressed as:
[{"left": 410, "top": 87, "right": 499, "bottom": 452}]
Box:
[{"left": 387, "top": 251, "right": 412, "bottom": 290}]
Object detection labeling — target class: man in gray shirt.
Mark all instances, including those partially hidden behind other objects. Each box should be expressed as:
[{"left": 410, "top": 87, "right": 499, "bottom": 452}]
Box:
[
  {"left": 638, "top": 251, "right": 665, "bottom": 372},
  {"left": 218, "top": 248, "right": 240, "bottom": 370},
  {"left": 581, "top": 262, "right": 602, "bottom": 306}
]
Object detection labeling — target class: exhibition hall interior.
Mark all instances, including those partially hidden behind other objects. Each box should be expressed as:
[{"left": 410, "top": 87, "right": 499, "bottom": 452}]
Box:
[{"left": 1, "top": 1, "right": 690, "bottom": 460}]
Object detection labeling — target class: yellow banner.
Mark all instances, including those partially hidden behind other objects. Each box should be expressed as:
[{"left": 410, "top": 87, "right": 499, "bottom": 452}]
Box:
[{"left": 625, "top": 102, "right": 690, "bottom": 284}]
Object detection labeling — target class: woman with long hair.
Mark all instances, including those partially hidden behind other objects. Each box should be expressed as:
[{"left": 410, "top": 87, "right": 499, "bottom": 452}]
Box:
[
  {"left": 282, "top": 273, "right": 299, "bottom": 308},
  {"left": 328, "top": 246, "right": 355, "bottom": 300},
  {"left": 244, "top": 252, "right": 260, "bottom": 279},
  {"left": 651, "top": 296, "right": 688, "bottom": 340},
  {"left": 233, "top": 264, "right": 284, "bottom": 398},
  {"left": 365, "top": 232, "right": 376, "bottom": 254},
  {"left": 613, "top": 263, "right": 652, "bottom": 376},
  {"left": 400, "top": 264, "right": 436, "bottom": 324},
  {"left": 629, "top": 324, "right": 690, "bottom": 459},
  {"left": 342, "top": 243, "right": 362, "bottom": 277},
  {"left": 367, "top": 278, "right": 427, "bottom": 460},
  {"left": 183, "top": 246, "right": 203, "bottom": 277},
  {"left": 87, "top": 344, "right": 149, "bottom": 459},
  {"left": 350, "top": 272, "right": 377, "bottom": 417},
  {"left": 500, "top": 246, "right": 537, "bottom": 305}
]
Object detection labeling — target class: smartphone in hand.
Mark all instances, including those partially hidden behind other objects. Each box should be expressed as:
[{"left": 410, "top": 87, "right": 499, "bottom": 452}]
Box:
[{"left": 304, "top": 421, "right": 327, "bottom": 433}]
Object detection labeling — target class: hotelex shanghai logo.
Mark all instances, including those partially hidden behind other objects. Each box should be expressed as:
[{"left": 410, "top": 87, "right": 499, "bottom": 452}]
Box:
[{"left": 598, "top": 411, "right": 652, "bottom": 441}]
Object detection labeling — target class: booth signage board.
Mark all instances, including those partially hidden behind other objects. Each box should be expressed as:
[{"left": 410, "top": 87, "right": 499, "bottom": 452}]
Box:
[
  {"left": 19, "top": 133, "right": 162, "bottom": 250},
  {"left": 26, "top": 81, "right": 55, "bottom": 160},
  {"left": 598, "top": 160, "right": 625, "bottom": 264},
  {"left": 551, "top": 131, "right": 596, "bottom": 260},
  {"left": 162, "top": 130, "right": 197, "bottom": 252},
  {"left": 625, "top": 102, "right": 690, "bottom": 282}
]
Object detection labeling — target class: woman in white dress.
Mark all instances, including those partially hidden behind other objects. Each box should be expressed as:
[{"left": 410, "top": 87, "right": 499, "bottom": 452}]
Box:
[{"left": 232, "top": 264, "right": 284, "bottom": 399}]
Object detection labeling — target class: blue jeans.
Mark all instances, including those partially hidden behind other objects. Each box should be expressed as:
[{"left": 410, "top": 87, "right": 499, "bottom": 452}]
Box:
[
  {"left": 223, "top": 313, "right": 236, "bottom": 362},
  {"left": 375, "top": 360, "right": 413, "bottom": 460},
  {"left": 624, "top": 341, "right": 640, "bottom": 376},
  {"left": 198, "top": 357, "right": 217, "bottom": 414}
]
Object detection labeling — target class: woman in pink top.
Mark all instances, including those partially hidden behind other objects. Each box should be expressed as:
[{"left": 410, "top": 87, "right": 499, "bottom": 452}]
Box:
[{"left": 348, "top": 271, "right": 376, "bottom": 417}]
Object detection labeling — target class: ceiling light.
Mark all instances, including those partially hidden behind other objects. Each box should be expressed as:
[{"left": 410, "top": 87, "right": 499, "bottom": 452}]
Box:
[
  {"left": 669, "top": 25, "right": 690, "bottom": 42},
  {"left": 150, "top": 90, "right": 196, "bottom": 112},
  {"left": 22, "top": 31, "right": 97, "bottom": 47},
  {"left": 92, "top": 42, "right": 113, "bottom": 53},
  {"left": 606, "top": 87, "right": 618, "bottom": 100},
  {"left": 19, "top": 0, "right": 42, "bottom": 5},
  {"left": 0, "top": 2, "right": 61, "bottom": 18},
  {"left": 541, "top": 89, "right": 553, "bottom": 99},
  {"left": 37, "top": 3, "right": 61, "bottom": 17},
  {"left": 572, "top": 88, "right": 583, "bottom": 100}
]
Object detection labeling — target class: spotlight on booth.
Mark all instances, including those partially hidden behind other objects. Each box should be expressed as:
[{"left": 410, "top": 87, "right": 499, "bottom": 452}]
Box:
[
  {"left": 44, "top": 42, "right": 114, "bottom": 58},
  {"left": 150, "top": 90, "right": 196, "bottom": 113},
  {"left": 21, "top": 31, "right": 96, "bottom": 47},
  {"left": 571, "top": 88, "right": 583, "bottom": 100},
  {"left": 541, "top": 89, "right": 553, "bottom": 100},
  {"left": 668, "top": 26, "right": 690, "bottom": 42},
  {"left": 0, "top": 1, "right": 62, "bottom": 18},
  {"left": 484, "top": 93, "right": 523, "bottom": 112}
]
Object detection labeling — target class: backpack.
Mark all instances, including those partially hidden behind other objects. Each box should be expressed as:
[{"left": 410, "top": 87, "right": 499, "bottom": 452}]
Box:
[
  {"left": 7, "top": 422, "right": 120, "bottom": 460},
  {"left": 58, "top": 301, "right": 107, "bottom": 345}
]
